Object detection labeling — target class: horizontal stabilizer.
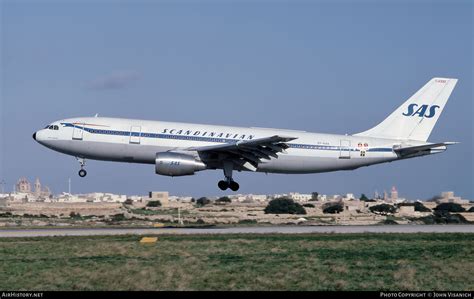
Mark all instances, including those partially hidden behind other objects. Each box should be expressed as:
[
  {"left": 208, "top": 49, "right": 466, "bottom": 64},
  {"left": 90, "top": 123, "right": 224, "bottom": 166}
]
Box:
[{"left": 394, "top": 142, "right": 458, "bottom": 157}]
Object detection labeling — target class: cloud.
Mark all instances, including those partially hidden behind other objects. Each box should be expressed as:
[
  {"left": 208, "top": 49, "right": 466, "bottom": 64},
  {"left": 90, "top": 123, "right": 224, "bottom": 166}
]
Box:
[{"left": 86, "top": 70, "right": 141, "bottom": 90}]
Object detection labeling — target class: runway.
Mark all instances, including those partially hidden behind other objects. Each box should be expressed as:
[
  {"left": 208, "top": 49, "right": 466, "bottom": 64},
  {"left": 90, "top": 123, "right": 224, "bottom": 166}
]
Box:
[{"left": 0, "top": 225, "right": 473, "bottom": 237}]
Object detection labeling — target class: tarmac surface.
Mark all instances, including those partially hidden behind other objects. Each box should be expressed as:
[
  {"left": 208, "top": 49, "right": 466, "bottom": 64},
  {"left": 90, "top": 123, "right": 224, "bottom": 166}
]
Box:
[{"left": 0, "top": 225, "right": 473, "bottom": 237}]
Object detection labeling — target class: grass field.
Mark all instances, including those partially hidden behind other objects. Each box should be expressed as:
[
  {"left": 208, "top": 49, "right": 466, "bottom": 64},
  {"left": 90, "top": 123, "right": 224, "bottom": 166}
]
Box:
[{"left": 0, "top": 233, "right": 473, "bottom": 291}]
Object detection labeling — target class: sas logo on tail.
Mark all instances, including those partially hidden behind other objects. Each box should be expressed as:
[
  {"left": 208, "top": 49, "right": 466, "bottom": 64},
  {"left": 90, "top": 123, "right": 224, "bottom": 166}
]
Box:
[{"left": 402, "top": 104, "right": 440, "bottom": 118}]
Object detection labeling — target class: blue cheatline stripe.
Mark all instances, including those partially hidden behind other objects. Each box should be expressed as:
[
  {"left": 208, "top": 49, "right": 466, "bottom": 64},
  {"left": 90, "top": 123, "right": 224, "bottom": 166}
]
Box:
[{"left": 61, "top": 123, "right": 393, "bottom": 153}]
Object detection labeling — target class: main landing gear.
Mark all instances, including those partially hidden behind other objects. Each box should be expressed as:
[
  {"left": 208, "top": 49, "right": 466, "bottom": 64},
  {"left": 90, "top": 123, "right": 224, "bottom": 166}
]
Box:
[
  {"left": 77, "top": 157, "right": 87, "bottom": 178},
  {"left": 218, "top": 161, "right": 240, "bottom": 191},
  {"left": 218, "top": 179, "right": 239, "bottom": 192}
]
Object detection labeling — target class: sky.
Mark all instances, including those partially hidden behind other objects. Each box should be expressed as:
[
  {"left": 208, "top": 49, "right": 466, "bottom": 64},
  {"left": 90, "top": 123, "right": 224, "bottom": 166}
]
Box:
[{"left": 1, "top": 0, "right": 472, "bottom": 199}]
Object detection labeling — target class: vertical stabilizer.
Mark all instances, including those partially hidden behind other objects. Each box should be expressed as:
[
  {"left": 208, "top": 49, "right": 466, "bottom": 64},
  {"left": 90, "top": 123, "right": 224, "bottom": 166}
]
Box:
[{"left": 354, "top": 78, "right": 458, "bottom": 141}]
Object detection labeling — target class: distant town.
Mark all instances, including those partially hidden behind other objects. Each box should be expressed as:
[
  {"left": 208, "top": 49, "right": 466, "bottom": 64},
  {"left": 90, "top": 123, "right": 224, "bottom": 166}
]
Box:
[
  {"left": 1, "top": 177, "right": 472, "bottom": 205},
  {"left": 0, "top": 177, "right": 473, "bottom": 227}
]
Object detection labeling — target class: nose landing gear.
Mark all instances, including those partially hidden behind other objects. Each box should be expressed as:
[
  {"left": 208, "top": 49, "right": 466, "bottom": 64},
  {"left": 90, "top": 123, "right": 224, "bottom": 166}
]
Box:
[
  {"left": 76, "top": 157, "right": 87, "bottom": 178},
  {"left": 217, "top": 161, "right": 240, "bottom": 191}
]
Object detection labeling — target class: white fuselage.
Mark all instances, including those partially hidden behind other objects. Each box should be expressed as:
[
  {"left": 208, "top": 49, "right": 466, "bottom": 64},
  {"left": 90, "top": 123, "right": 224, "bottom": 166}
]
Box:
[{"left": 34, "top": 117, "right": 431, "bottom": 174}]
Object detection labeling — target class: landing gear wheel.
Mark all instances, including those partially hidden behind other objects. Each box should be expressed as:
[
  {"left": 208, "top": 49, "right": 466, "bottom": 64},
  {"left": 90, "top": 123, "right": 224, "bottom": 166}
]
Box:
[
  {"left": 76, "top": 157, "right": 87, "bottom": 178},
  {"left": 218, "top": 161, "right": 241, "bottom": 191},
  {"left": 229, "top": 181, "right": 239, "bottom": 191},
  {"left": 218, "top": 180, "right": 228, "bottom": 190},
  {"left": 78, "top": 169, "right": 87, "bottom": 178}
]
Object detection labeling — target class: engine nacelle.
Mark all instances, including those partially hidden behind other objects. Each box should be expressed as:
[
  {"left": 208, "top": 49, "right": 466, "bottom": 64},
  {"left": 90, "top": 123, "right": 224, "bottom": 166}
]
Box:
[{"left": 155, "top": 152, "right": 206, "bottom": 176}]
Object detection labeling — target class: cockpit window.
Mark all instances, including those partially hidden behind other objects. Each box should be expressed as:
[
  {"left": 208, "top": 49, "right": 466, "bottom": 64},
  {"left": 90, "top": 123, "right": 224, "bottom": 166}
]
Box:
[{"left": 44, "top": 124, "right": 59, "bottom": 130}]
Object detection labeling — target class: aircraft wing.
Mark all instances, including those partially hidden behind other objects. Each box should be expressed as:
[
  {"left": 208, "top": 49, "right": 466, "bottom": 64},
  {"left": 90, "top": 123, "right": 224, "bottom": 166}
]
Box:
[
  {"left": 393, "top": 142, "right": 458, "bottom": 157},
  {"left": 186, "top": 135, "right": 297, "bottom": 171}
]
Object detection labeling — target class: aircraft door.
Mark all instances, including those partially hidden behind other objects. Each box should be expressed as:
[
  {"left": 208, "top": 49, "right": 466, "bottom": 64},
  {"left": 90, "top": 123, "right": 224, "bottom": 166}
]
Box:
[
  {"left": 339, "top": 140, "right": 351, "bottom": 159},
  {"left": 130, "top": 126, "right": 141, "bottom": 144},
  {"left": 72, "top": 123, "right": 84, "bottom": 140}
]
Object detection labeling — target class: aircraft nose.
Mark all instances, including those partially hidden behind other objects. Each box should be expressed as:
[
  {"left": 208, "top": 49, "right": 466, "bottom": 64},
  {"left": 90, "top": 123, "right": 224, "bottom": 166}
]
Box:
[{"left": 33, "top": 132, "right": 37, "bottom": 141}]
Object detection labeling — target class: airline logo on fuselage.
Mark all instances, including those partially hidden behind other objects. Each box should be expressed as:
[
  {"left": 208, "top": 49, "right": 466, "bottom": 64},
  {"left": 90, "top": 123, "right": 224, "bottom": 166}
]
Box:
[
  {"left": 161, "top": 128, "right": 254, "bottom": 140},
  {"left": 402, "top": 104, "right": 440, "bottom": 118}
]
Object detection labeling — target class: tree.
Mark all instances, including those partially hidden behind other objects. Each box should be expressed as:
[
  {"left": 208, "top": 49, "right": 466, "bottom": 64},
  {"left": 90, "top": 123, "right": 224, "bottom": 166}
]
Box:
[
  {"left": 434, "top": 203, "right": 465, "bottom": 213},
  {"left": 360, "top": 194, "right": 370, "bottom": 201},
  {"left": 123, "top": 198, "right": 133, "bottom": 205},
  {"left": 216, "top": 196, "right": 232, "bottom": 204},
  {"left": 414, "top": 202, "right": 431, "bottom": 212},
  {"left": 111, "top": 213, "right": 126, "bottom": 221},
  {"left": 69, "top": 211, "right": 81, "bottom": 219},
  {"left": 311, "top": 192, "right": 319, "bottom": 201},
  {"left": 322, "top": 202, "right": 343, "bottom": 214},
  {"left": 264, "top": 197, "right": 306, "bottom": 215},
  {"left": 146, "top": 200, "right": 162, "bottom": 207},
  {"left": 419, "top": 211, "right": 469, "bottom": 224},
  {"left": 303, "top": 203, "right": 315, "bottom": 208},
  {"left": 369, "top": 204, "right": 397, "bottom": 215},
  {"left": 468, "top": 207, "right": 474, "bottom": 212},
  {"left": 196, "top": 197, "right": 211, "bottom": 207}
]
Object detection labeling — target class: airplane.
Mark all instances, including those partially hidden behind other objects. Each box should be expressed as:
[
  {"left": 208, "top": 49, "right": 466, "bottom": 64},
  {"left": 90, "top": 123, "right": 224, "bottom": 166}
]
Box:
[{"left": 33, "top": 77, "right": 458, "bottom": 191}]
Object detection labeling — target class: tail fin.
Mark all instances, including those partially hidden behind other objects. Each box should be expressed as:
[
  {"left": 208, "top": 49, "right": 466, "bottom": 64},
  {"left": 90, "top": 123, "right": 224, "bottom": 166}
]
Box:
[{"left": 354, "top": 77, "right": 458, "bottom": 141}]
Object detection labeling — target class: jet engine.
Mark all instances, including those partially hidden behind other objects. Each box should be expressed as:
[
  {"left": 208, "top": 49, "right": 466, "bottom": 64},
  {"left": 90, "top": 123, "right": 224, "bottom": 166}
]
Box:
[{"left": 155, "top": 152, "right": 206, "bottom": 176}]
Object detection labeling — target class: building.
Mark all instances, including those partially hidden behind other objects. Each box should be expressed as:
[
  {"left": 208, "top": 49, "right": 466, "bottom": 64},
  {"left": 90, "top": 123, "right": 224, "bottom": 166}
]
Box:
[
  {"left": 173, "top": 196, "right": 193, "bottom": 203},
  {"left": 288, "top": 193, "right": 312, "bottom": 202},
  {"left": 343, "top": 200, "right": 363, "bottom": 212},
  {"left": 437, "top": 191, "right": 470, "bottom": 205},
  {"left": 374, "top": 190, "right": 380, "bottom": 200},
  {"left": 230, "top": 194, "right": 250, "bottom": 203},
  {"left": 391, "top": 186, "right": 398, "bottom": 201},
  {"left": 149, "top": 191, "right": 169, "bottom": 206},
  {"left": 15, "top": 177, "right": 51, "bottom": 199},
  {"left": 398, "top": 205, "right": 415, "bottom": 216},
  {"left": 128, "top": 195, "right": 144, "bottom": 202},
  {"left": 318, "top": 194, "right": 328, "bottom": 202},
  {"left": 34, "top": 178, "right": 51, "bottom": 198},
  {"left": 16, "top": 178, "right": 31, "bottom": 193},
  {"left": 344, "top": 193, "right": 356, "bottom": 201},
  {"left": 249, "top": 194, "right": 268, "bottom": 202},
  {"left": 86, "top": 193, "right": 127, "bottom": 203}
]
